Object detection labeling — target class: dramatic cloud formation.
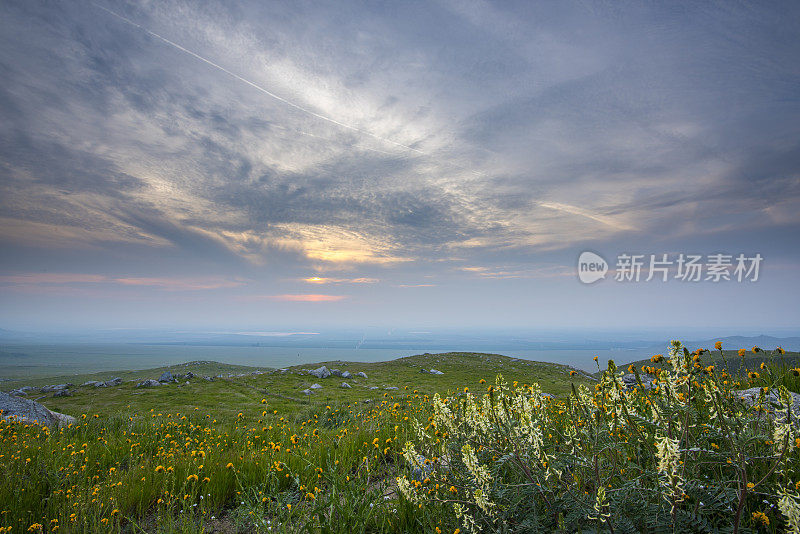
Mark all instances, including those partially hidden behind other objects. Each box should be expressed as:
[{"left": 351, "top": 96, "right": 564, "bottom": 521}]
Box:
[{"left": 0, "top": 0, "right": 798, "bottom": 330}]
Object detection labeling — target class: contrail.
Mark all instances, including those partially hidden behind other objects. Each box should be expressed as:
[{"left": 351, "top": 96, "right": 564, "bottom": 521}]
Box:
[{"left": 91, "top": 2, "right": 426, "bottom": 155}]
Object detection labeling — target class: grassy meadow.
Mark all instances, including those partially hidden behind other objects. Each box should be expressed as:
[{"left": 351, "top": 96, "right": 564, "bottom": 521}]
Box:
[{"left": 1, "top": 347, "right": 799, "bottom": 532}]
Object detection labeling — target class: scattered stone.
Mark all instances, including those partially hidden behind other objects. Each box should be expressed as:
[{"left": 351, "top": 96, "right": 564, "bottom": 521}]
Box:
[
  {"left": 203, "top": 376, "right": 214, "bottom": 381},
  {"left": 0, "top": 391, "right": 76, "bottom": 427},
  {"left": 340, "top": 382, "right": 351, "bottom": 388},
  {"left": 341, "top": 371, "right": 352, "bottom": 379},
  {"left": 384, "top": 386, "right": 399, "bottom": 390},
  {"left": 19, "top": 386, "right": 36, "bottom": 393},
  {"left": 330, "top": 369, "right": 343, "bottom": 377},
  {"left": 309, "top": 366, "right": 331, "bottom": 379},
  {"left": 185, "top": 372, "right": 194, "bottom": 379},
  {"left": 420, "top": 368, "right": 444, "bottom": 375},
  {"left": 104, "top": 377, "right": 123, "bottom": 387},
  {"left": 734, "top": 387, "right": 800, "bottom": 424},
  {"left": 136, "top": 379, "right": 161, "bottom": 388},
  {"left": 52, "top": 390, "right": 72, "bottom": 397},
  {"left": 310, "top": 383, "right": 323, "bottom": 390},
  {"left": 40, "top": 384, "right": 72, "bottom": 393},
  {"left": 369, "top": 386, "right": 379, "bottom": 390},
  {"left": 301, "top": 389, "right": 313, "bottom": 395},
  {"left": 81, "top": 381, "right": 102, "bottom": 387},
  {"left": 158, "top": 371, "right": 175, "bottom": 383},
  {"left": 356, "top": 372, "right": 368, "bottom": 379},
  {"left": 9, "top": 389, "right": 26, "bottom": 397}
]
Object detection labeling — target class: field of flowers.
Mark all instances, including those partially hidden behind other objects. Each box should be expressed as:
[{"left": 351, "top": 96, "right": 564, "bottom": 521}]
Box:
[{"left": 0, "top": 345, "right": 799, "bottom": 533}]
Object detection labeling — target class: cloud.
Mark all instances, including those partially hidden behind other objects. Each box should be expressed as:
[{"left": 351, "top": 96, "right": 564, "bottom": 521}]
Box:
[
  {"left": 0, "top": 273, "right": 246, "bottom": 291},
  {"left": 247, "top": 294, "right": 348, "bottom": 302},
  {"left": 302, "top": 277, "right": 378, "bottom": 284}
]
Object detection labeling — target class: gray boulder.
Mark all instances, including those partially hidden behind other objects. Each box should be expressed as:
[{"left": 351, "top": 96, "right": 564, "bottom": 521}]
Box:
[
  {"left": 104, "top": 377, "right": 123, "bottom": 387},
  {"left": 341, "top": 371, "right": 352, "bottom": 379},
  {"left": 356, "top": 372, "right": 368, "bottom": 379},
  {"left": 136, "top": 379, "right": 161, "bottom": 388},
  {"left": 185, "top": 372, "right": 194, "bottom": 379},
  {"left": 734, "top": 387, "right": 800, "bottom": 424},
  {"left": 53, "top": 390, "right": 72, "bottom": 397},
  {"left": 309, "top": 383, "right": 323, "bottom": 390},
  {"left": 309, "top": 366, "right": 331, "bottom": 379},
  {"left": 369, "top": 386, "right": 379, "bottom": 390},
  {"left": 301, "top": 388, "right": 313, "bottom": 395},
  {"left": 330, "top": 369, "right": 343, "bottom": 377},
  {"left": 384, "top": 386, "right": 399, "bottom": 390},
  {"left": 340, "top": 382, "right": 351, "bottom": 388},
  {"left": 158, "top": 371, "right": 175, "bottom": 383},
  {"left": 40, "top": 384, "right": 72, "bottom": 393},
  {"left": 82, "top": 381, "right": 102, "bottom": 387},
  {"left": 0, "top": 391, "right": 76, "bottom": 427},
  {"left": 429, "top": 369, "right": 444, "bottom": 375},
  {"left": 9, "top": 389, "right": 26, "bottom": 397}
]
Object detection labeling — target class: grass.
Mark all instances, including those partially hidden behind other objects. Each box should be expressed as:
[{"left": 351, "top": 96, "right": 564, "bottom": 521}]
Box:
[
  {"left": 3, "top": 345, "right": 797, "bottom": 532},
  {"left": 0, "top": 352, "right": 590, "bottom": 533}
]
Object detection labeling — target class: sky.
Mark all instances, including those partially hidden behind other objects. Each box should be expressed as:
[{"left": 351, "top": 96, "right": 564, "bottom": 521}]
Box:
[{"left": 0, "top": 0, "right": 799, "bottom": 334}]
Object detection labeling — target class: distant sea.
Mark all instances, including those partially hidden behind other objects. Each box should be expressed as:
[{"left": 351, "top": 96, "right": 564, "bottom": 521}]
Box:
[{"left": 0, "top": 343, "right": 656, "bottom": 379}]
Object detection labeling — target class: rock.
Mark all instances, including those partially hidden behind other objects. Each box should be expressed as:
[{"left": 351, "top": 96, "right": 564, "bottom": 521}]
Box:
[
  {"left": 340, "top": 382, "right": 351, "bottom": 388},
  {"left": 158, "top": 371, "right": 175, "bottom": 383},
  {"left": 301, "top": 389, "right": 313, "bottom": 395},
  {"left": 734, "top": 387, "right": 800, "bottom": 424},
  {"left": 384, "top": 386, "right": 398, "bottom": 390},
  {"left": 136, "top": 379, "right": 161, "bottom": 388},
  {"left": 0, "top": 391, "right": 76, "bottom": 427},
  {"left": 309, "top": 366, "right": 331, "bottom": 379},
  {"left": 203, "top": 376, "right": 214, "bottom": 381},
  {"left": 341, "top": 371, "right": 352, "bottom": 379},
  {"left": 19, "top": 386, "right": 37, "bottom": 393},
  {"left": 40, "top": 384, "right": 72, "bottom": 393},
  {"left": 330, "top": 369, "right": 343, "bottom": 377},
  {"left": 369, "top": 386, "right": 379, "bottom": 390},
  {"left": 81, "top": 381, "right": 102, "bottom": 387},
  {"left": 356, "top": 372, "right": 368, "bottom": 379},
  {"left": 309, "top": 383, "right": 323, "bottom": 390},
  {"left": 185, "top": 372, "right": 194, "bottom": 379},
  {"left": 104, "top": 377, "right": 122, "bottom": 387},
  {"left": 429, "top": 369, "right": 444, "bottom": 375},
  {"left": 9, "top": 389, "right": 26, "bottom": 397},
  {"left": 52, "top": 390, "right": 72, "bottom": 397}
]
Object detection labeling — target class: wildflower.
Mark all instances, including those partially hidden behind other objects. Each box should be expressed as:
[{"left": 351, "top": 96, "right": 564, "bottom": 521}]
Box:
[
  {"left": 449, "top": 485, "right": 457, "bottom": 494},
  {"left": 28, "top": 524, "right": 43, "bottom": 532},
  {"left": 187, "top": 474, "right": 198, "bottom": 483},
  {"left": 651, "top": 354, "right": 664, "bottom": 363},
  {"left": 752, "top": 511, "right": 769, "bottom": 527},
  {"left": 738, "top": 349, "right": 746, "bottom": 357},
  {"left": 715, "top": 341, "right": 722, "bottom": 350},
  {"left": 226, "top": 463, "right": 234, "bottom": 470},
  {"left": 155, "top": 465, "right": 165, "bottom": 473},
  {"left": 749, "top": 372, "right": 760, "bottom": 380},
  {"left": 479, "top": 379, "right": 486, "bottom": 384},
  {"left": 760, "top": 362, "right": 767, "bottom": 370},
  {"left": 792, "top": 369, "right": 800, "bottom": 377},
  {"left": 747, "top": 482, "right": 755, "bottom": 490},
  {"left": 778, "top": 346, "right": 786, "bottom": 355},
  {"left": 752, "top": 346, "right": 760, "bottom": 354},
  {"left": 570, "top": 370, "right": 576, "bottom": 376}
]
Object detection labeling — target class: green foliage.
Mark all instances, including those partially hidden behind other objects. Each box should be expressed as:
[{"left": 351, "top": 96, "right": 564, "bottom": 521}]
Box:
[{"left": 398, "top": 342, "right": 800, "bottom": 533}]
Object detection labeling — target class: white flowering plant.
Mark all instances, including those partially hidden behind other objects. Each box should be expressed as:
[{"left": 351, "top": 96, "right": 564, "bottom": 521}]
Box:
[{"left": 397, "top": 341, "right": 800, "bottom": 533}]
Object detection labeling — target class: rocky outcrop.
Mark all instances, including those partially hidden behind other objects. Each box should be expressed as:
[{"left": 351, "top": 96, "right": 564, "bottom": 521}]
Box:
[
  {"left": 136, "top": 379, "right": 161, "bottom": 388},
  {"left": 309, "top": 366, "right": 331, "bottom": 379},
  {"left": 158, "top": 372, "right": 176, "bottom": 383},
  {"left": 0, "top": 391, "right": 76, "bottom": 427}
]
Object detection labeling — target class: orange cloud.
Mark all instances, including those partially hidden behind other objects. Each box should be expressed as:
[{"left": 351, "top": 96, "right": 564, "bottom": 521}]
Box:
[
  {"left": 267, "top": 294, "right": 347, "bottom": 302},
  {"left": 302, "top": 277, "right": 378, "bottom": 284}
]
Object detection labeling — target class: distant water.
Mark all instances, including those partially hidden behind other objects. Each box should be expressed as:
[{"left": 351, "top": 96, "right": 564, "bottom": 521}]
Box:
[{"left": 0, "top": 343, "right": 655, "bottom": 379}]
